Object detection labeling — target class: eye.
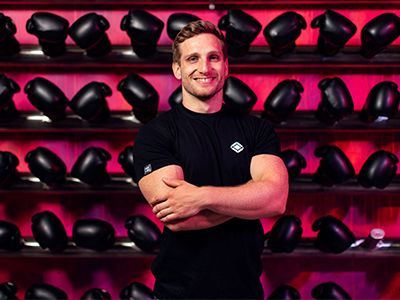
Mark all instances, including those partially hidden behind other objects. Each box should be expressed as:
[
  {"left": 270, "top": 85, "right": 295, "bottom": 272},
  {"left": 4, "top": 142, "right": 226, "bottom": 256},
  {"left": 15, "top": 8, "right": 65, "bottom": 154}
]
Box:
[
  {"left": 210, "top": 54, "right": 221, "bottom": 61},
  {"left": 187, "top": 56, "right": 198, "bottom": 63}
]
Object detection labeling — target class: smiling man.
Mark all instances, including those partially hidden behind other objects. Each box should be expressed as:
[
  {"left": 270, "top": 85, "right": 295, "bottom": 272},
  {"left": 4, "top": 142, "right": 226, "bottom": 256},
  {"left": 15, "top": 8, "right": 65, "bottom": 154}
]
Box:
[{"left": 133, "top": 20, "right": 288, "bottom": 299}]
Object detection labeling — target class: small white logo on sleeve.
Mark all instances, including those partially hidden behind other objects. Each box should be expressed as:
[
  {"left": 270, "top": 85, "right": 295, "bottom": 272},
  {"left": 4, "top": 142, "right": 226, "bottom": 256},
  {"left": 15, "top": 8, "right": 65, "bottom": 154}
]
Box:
[
  {"left": 230, "top": 142, "right": 244, "bottom": 153},
  {"left": 144, "top": 164, "right": 152, "bottom": 175}
]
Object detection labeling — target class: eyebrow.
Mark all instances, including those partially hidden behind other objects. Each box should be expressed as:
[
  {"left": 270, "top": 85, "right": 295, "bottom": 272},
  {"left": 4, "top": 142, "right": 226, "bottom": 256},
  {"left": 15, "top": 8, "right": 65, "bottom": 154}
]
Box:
[{"left": 183, "top": 51, "right": 222, "bottom": 59}]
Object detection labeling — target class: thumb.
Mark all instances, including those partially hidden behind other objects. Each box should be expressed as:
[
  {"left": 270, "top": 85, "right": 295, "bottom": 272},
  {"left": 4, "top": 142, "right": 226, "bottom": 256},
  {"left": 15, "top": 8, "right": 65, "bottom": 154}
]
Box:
[{"left": 162, "top": 177, "right": 183, "bottom": 187}]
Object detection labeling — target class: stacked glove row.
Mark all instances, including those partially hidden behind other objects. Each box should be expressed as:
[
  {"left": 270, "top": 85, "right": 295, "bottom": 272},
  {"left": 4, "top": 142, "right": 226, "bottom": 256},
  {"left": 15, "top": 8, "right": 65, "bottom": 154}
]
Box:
[
  {"left": 0, "top": 281, "right": 154, "bottom": 300},
  {"left": 1, "top": 9, "right": 399, "bottom": 58},
  {"left": 0, "top": 211, "right": 160, "bottom": 252},
  {"left": 268, "top": 282, "right": 351, "bottom": 300},
  {"left": 281, "top": 146, "right": 399, "bottom": 189},
  {"left": 2, "top": 74, "right": 400, "bottom": 125}
]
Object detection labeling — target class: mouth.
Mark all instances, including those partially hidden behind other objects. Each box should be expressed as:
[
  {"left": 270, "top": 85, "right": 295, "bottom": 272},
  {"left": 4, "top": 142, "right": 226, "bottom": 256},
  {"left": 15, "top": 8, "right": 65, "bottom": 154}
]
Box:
[{"left": 194, "top": 77, "right": 216, "bottom": 83}]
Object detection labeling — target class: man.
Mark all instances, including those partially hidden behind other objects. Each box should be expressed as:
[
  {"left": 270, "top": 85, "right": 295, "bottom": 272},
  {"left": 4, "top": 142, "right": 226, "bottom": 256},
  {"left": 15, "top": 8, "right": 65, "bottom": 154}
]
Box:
[{"left": 133, "top": 20, "right": 288, "bottom": 299}]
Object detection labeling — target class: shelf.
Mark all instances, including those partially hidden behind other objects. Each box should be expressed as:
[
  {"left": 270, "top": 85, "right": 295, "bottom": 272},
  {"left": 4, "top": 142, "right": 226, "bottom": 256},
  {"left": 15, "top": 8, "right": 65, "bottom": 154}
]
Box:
[
  {"left": 1, "top": 111, "right": 399, "bottom": 136},
  {"left": 1, "top": 238, "right": 399, "bottom": 259},
  {"left": 0, "top": 0, "right": 400, "bottom": 9},
  {"left": 2, "top": 46, "right": 400, "bottom": 74},
  {"left": 1, "top": 174, "right": 400, "bottom": 196}
]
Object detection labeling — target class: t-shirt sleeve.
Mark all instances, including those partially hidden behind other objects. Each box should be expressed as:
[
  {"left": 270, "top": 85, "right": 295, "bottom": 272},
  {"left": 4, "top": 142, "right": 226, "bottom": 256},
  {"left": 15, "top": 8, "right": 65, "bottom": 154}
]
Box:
[
  {"left": 133, "top": 122, "right": 180, "bottom": 182},
  {"left": 253, "top": 118, "right": 281, "bottom": 157}
]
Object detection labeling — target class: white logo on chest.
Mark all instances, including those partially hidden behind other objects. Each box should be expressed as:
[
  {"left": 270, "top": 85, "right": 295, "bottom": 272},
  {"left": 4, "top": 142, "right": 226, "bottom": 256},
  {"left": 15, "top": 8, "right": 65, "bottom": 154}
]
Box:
[{"left": 230, "top": 142, "right": 244, "bottom": 153}]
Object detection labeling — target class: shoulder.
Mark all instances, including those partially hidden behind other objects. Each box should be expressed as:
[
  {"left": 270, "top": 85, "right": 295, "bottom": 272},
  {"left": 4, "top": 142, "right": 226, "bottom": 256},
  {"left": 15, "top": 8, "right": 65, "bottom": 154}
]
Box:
[{"left": 136, "top": 108, "right": 177, "bottom": 140}]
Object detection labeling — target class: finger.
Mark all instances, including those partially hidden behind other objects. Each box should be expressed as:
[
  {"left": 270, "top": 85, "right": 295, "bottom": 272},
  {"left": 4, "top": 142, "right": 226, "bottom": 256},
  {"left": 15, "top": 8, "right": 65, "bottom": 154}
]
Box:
[
  {"left": 162, "top": 177, "right": 183, "bottom": 187},
  {"left": 161, "top": 213, "right": 180, "bottom": 223},
  {"left": 152, "top": 201, "right": 169, "bottom": 214},
  {"left": 156, "top": 207, "right": 174, "bottom": 219}
]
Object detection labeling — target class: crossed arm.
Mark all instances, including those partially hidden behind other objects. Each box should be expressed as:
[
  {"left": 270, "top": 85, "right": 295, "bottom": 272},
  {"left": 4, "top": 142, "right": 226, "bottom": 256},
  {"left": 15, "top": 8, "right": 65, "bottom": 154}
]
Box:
[{"left": 138, "top": 154, "right": 288, "bottom": 232}]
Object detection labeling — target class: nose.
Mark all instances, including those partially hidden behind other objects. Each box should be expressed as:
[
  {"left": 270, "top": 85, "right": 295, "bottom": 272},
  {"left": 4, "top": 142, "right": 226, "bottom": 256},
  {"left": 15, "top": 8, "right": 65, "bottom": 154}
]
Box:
[{"left": 198, "top": 58, "right": 211, "bottom": 73}]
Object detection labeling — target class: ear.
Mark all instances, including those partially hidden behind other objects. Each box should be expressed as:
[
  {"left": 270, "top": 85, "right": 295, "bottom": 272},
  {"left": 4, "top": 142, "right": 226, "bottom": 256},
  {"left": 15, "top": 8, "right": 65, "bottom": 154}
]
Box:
[
  {"left": 172, "top": 62, "right": 182, "bottom": 80},
  {"left": 224, "top": 59, "right": 229, "bottom": 79}
]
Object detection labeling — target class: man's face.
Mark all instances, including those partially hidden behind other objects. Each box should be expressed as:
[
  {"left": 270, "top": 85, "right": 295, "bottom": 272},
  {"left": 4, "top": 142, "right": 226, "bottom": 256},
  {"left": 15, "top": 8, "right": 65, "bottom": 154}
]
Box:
[{"left": 172, "top": 33, "right": 228, "bottom": 102}]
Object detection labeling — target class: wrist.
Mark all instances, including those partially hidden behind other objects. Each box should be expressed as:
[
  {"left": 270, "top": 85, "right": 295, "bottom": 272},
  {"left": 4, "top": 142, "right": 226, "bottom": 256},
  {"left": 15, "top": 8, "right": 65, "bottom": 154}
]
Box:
[{"left": 199, "top": 186, "right": 212, "bottom": 210}]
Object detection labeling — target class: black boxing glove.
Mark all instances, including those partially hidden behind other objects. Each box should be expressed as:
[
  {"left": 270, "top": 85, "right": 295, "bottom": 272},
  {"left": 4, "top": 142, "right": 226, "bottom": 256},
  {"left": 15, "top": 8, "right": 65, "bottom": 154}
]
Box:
[
  {"left": 69, "top": 13, "right": 111, "bottom": 57},
  {"left": 26, "top": 12, "right": 69, "bottom": 57},
  {"left": 118, "top": 145, "right": 136, "bottom": 181},
  {"left": 313, "top": 215, "right": 355, "bottom": 254},
  {"left": 0, "top": 221, "right": 23, "bottom": 251},
  {"left": 125, "top": 215, "right": 161, "bottom": 252},
  {"left": 81, "top": 288, "right": 111, "bottom": 300},
  {"left": 0, "top": 282, "right": 17, "bottom": 299},
  {"left": 24, "top": 77, "right": 68, "bottom": 121},
  {"left": 360, "top": 81, "right": 400, "bottom": 123},
  {"left": 71, "top": 147, "right": 111, "bottom": 186},
  {"left": 263, "top": 11, "right": 306, "bottom": 56},
  {"left": 358, "top": 150, "right": 398, "bottom": 189},
  {"left": 280, "top": 149, "right": 306, "bottom": 180},
  {"left": 25, "top": 283, "right": 67, "bottom": 300},
  {"left": 313, "top": 145, "right": 355, "bottom": 186},
  {"left": 168, "top": 85, "right": 182, "bottom": 108},
  {"left": 31, "top": 211, "right": 68, "bottom": 253},
  {"left": 73, "top": 219, "right": 115, "bottom": 251},
  {"left": 312, "top": 282, "right": 351, "bottom": 300},
  {"left": 361, "top": 13, "right": 400, "bottom": 58},
  {"left": 0, "top": 151, "right": 19, "bottom": 187},
  {"left": 223, "top": 76, "right": 257, "bottom": 114},
  {"left": 0, "top": 13, "right": 20, "bottom": 56},
  {"left": 311, "top": 10, "right": 356, "bottom": 56},
  {"left": 121, "top": 10, "right": 164, "bottom": 58},
  {"left": 118, "top": 74, "right": 159, "bottom": 123},
  {"left": 265, "top": 215, "right": 302, "bottom": 253},
  {"left": 119, "top": 282, "right": 154, "bottom": 300},
  {"left": 25, "top": 147, "right": 66, "bottom": 185},
  {"left": 69, "top": 82, "right": 111, "bottom": 123},
  {"left": 218, "top": 9, "right": 261, "bottom": 57},
  {"left": 263, "top": 79, "right": 303, "bottom": 123},
  {"left": 268, "top": 285, "right": 301, "bottom": 300},
  {"left": 167, "top": 13, "right": 200, "bottom": 40},
  {"left": 0, "top": 74, "right": 20, "bottom": 108},
  {"left": 316, "top": 77, "right": 354, "bottom": 125}
]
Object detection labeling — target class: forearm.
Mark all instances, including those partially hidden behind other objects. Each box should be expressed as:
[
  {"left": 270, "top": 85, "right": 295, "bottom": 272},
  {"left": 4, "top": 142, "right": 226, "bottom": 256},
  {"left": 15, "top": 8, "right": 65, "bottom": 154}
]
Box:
[
  {"left": 165, "top": 210, "right": 232, "bottom": 231},
  {"left": 201, "top": 179, "right": 288, "bottom": 219}
]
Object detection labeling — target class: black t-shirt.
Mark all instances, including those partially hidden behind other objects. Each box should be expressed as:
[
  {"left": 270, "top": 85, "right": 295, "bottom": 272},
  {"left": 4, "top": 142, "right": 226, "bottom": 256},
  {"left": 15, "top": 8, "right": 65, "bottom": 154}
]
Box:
[{"left": 133, "top": 103, "right": 280, "bottom": 299}]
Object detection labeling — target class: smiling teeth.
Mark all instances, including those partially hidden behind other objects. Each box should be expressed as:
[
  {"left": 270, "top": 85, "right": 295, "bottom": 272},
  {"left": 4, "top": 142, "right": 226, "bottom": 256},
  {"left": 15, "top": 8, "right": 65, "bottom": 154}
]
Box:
[{"left": 196, "top": 78, "right": 213, "bottom": 82}]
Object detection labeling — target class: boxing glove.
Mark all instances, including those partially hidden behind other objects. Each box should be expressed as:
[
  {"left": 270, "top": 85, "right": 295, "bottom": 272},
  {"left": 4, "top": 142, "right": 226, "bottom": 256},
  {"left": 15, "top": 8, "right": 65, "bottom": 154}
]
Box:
[
  {"left": 118, "top": 74, "right": 159, "bottom": 123},
  {"left": 118, "top": 145, "right": 136, "bottom": 181},
  {"left": 71, "top": 147, "right": 111, "bottom": 186},
  {"left": 26, "top": 12, "right": 69, "bottom": 57},
  {"left": 0, "top": 282, "right": 17, "bottom": 299},
  {"left": 223, "top": 76, "right": 257, "bottom": 114},
  {"left": 265, "top": 215, "right": 302, "bottom": 253},
  {"left": 119, "top": 282, "right": 154, "bottom": 300},
  {"left": 167, "top": 13, "right": 200, "bottom": 40},
  {"left": 361, "top": 13, "right": 400, "bottom": 58},
  {"left": 268, "top": 285, "right": 301, "bottom": 300},
  {"left": 218, "top": 9, "right": 261, "bottom": 57},
  {"left": 24, "top": 77, "right": 68, "bottom": 121},
  {"left": 262, "top": 80, "right": 303, "bottom": 123},
  {"left": 0, "top": 74, "right": 20, "bottom": 108},
  {"left": 360, "top": 81, "right": 400, "bottom": 123},
  {"left": 313, "top": 145, "right": 355, "bottom": 186},
  {"left": 31, "top": 211, "right": 68, "bottom": 253},
  {"left": 81, "top": 288, "right": 111, "bottom": 300},
  {"left": 69, "top": 13, "right": 111, "bottom": 57},
  {"left": 312, "top": 282, "right": 351, "bottom": 300},
  {"left": 125, "top": 215, "right": 161, "bottom": 252},
  {"left": 263, "top": 12, "right": 306, "bottom": 56},
  {"left": 280, "top": 149, "right": 306, "bottom": 179},
  {"left": 0, "top": 221, "right": 23, "bottom": 251},
  {"left": 121, "top": 10, "right": 164, "bottom": 58},
  {"left": 0, "top": 151, "right": 19, "bottom": 187},
  {"left": 73, "top": 219, "right": 115, "bottom": 251},
  {"left": 25, "top": 283, "right": 67, "bottom": 300},
  {"left": 313, "top": 215, "right": 355, "bottom": 254},
  {"left": 69, "top": 82, "right": 111, "bottom": 123},
  {"left": 25, "top": 147, "right": 66, "bottom": 185},
  {"left": 316, "top": 77, "right": 354, "bottom": 125},
  {"left": 168, "top": 85, "right": 182, "bottom": 108},
  {"left": 311, "top": 10, "right": 356, "bottom": 56},
  {"left": 0, "top": 13, "right": 20, "bottom": 56},
  {"left": 358, "top": 150, "right": 398, "bottom": 189}
]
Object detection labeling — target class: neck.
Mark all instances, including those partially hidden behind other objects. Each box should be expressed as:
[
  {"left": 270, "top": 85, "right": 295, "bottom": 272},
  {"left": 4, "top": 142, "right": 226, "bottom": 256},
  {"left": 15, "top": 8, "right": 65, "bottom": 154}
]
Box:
[{"left": 181, "top": 91, "right": 223, "bottom": 114}]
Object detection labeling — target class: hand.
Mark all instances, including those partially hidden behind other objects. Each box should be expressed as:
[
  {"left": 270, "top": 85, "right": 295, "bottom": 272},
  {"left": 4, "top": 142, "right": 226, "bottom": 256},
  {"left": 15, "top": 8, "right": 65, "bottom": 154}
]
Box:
[{"left": 152, "top": 177, "right": 204, "bottom": 223}]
